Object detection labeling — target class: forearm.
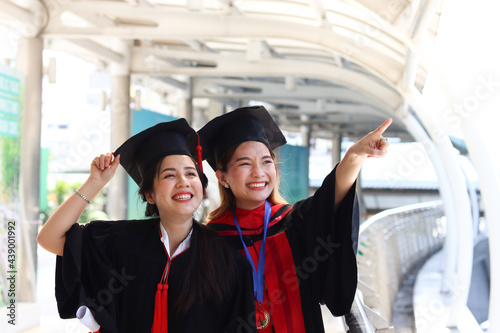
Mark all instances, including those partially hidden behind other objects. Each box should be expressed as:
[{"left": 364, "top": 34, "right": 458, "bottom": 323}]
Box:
[
  {"left": 334, "top": 151, "right": 363, "bottom": 209},
  {"left": 37, "top": 178, "right": 104, "bottom": 256}
]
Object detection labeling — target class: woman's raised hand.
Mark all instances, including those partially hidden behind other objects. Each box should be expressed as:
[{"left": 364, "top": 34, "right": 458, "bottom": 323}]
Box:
[
  {"left": 348, "top": 118, "right": 392, "bottom": 159},
  {"left": 89, "top": 153, "right": 121, "bottom": 186},
  {"left": 334, "top": 118, "right": 392, "bottom": 208}
]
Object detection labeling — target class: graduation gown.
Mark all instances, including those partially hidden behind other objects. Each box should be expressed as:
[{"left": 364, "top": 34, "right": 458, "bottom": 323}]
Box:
[
  {"left": 55, "top": 218, "right": 256, "bottom": 333},
  {"left": 208, "top": 166, "right": 359, "bottom": 332}
]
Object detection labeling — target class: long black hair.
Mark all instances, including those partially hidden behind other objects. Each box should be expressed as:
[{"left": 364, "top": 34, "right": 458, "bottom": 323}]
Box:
[{"left": 138, "top": 155, "right": 236, "bottom": 312}]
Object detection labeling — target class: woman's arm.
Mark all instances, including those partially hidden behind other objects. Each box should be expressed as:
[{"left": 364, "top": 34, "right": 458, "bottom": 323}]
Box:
[
  {"left": 334, "top": 118, "right": 392, "bottom": 209},
  {"left": 37, "top": 153, "right": 120, "bottom": 256}
]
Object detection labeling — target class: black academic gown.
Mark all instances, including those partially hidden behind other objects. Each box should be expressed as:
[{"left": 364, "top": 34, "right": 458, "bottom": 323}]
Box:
[
  {"left": 208, "top": 166, "right": 359, "bottom": 332},
  {"left": 55, "top": 219, "right": 256, "bottom": 333}
]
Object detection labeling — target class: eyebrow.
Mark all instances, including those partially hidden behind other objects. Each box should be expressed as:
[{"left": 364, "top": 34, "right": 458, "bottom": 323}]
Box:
[
  {"left": 160, "top": 166, "right": 197, "bottom": 174},
  {"left": 234, "top": 155, "right": 272, "bottom": 163},
  {"left": 160, "top": 167, "right": 176, "bottom": 174}
]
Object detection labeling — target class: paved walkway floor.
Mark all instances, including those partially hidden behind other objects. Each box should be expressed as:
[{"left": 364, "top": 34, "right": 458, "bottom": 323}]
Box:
[{"left": 413, "top": 250, "right": 483, "bottom": 333}]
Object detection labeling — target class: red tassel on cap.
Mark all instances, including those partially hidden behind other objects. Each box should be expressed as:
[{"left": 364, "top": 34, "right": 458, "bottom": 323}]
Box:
[
  {"left": 196, "top": 133, "right": 206, "bottom": 197},
  {"left": 196, "top": 135, "right": 203, "bottom": 173}
]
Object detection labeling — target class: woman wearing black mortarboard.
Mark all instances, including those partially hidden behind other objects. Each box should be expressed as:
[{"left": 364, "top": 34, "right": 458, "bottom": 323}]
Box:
[
  {"left": 37, "top": 119, "right": 256, "bottom": 333},
  {"left": 198, "top": 106, "right": 392, "bottom": 332}
]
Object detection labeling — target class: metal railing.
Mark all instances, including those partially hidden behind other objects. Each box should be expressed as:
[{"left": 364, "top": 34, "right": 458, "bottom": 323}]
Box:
[{"left": 344, "top": 201, "right": 446, "bottom": 332}]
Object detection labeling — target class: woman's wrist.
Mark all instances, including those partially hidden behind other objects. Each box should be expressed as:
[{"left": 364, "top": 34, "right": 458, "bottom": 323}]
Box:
[
  {"left": 77, "top": 178, "right": 105, "bottom": 202},
  {"left": 341, "top": 149, "right": 364, "bottom": 168}
]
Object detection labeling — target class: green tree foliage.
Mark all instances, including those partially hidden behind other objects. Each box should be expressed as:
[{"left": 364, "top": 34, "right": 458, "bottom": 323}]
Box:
[
  {"left": 0, "top": 136, "right": 20, "bottom": 201},
  {"left": 41, "top": 180, "right": 109, "bottom": 224}
]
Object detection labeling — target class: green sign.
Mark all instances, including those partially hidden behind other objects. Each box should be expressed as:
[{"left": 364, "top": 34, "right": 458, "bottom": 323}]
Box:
[
  {"left": 276, "top": 144, "right": 309, "bottom": 203},
  {"left": 0, "top": 65, "right": 21, "bottom": 307},
  {"left": 0, "top": 72, "right": 20, "bottom": 138}
]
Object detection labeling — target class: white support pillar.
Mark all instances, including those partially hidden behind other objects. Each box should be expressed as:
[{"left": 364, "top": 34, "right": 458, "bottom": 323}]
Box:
[
  {"left": 405, "top": 114, "right": 458, "bottom": 293},
  {"left": 202, "top": 99, "right": 225, "bottom": 213},
  {"left": 407, "top": 90, "right": 474, "bottom": 328},
  {"left": 300, "top": 115, "right": 310, "bottom": 148},
  {"left": 207, "top": 99, "right": 224, "bottom": 120},
  {"left": 461, "top": 118, "right": 500, "bottom": 333},
  {"left": 409, "top": 0, "right": 441, "bottom": 42},
  {"left": 331, "top": 132, "right": 342, "bottom": 166},
  {"left": 108, "top": 39, "right": 131, "bottom": 220},
  {"left": 178, "top": 78, "right": 193, "bottom": 123},
  {"left": 416, "top": 40, "right": 499, "bottom": 331},
  {"left": 17, "top": 36, "right": 43, "bottom": 302},
  {"left": 299, "top": 118, "right": 312, "bottom": 197}
]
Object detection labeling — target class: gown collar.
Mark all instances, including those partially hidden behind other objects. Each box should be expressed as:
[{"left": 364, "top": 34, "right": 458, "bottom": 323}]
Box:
[
  {"left": 213, "top": 202, "right": 287, "bottom": 229},
  {"left": 159, "top": 222, "right": 193, "bottom": 258}
]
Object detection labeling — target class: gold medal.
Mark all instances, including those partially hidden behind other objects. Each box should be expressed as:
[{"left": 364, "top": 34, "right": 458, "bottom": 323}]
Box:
[
  {"left": 255, "top": 301, "right": 270, "bottom": 330},
  {"left": 256, "top": 310, "right": 270, "bottom": 330}
]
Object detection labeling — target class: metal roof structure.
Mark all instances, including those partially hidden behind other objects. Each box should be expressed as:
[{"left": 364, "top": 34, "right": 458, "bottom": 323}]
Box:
[{"left": 1, "top": 0, "right": 443, "bottom": 139}]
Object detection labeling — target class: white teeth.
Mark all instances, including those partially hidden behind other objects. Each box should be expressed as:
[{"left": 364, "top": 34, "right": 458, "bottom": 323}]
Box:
[
  {"left": 248, "top": 182, "right": 266, "bottom": 188},
  {"left": 173, "top": 194, "right": 192, "bottom": 200}
]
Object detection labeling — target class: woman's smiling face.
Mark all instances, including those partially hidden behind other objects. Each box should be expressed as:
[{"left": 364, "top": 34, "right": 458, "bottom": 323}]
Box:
[
  {"left": 217, "top": 141, "right": 276, "bottom": 210},
  {"left": 147, "top": 154, "right": 203, "bottom": 220}
]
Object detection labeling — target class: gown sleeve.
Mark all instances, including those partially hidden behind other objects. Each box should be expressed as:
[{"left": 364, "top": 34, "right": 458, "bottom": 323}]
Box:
[
  {"left": 55, "top": 220, "right": 121, "bottom": 333},
  {"left": 286, "top": 164, "right": 359, "bottom": 316}
]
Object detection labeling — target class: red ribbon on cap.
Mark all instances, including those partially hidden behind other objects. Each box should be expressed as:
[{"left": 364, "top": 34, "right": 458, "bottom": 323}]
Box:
[{"left": 196, "top": 133, "right": 206, "bottom": 197}]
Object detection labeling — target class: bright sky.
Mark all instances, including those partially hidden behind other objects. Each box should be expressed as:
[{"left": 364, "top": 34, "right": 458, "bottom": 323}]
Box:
[
  {"left": 41, "top": 50, "right": 111, "bottom": 173},
  {"left": 425, "top": 0, "right": 500, "bottom": 172}
]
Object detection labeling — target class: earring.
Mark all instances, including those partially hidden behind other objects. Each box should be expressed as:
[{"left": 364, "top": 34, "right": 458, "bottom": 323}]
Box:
[{"left": 223, "top": 183, "right": 229, "bottom": 189}]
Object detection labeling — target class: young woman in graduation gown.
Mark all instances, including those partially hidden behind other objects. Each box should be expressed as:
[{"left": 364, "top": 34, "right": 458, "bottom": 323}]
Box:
[
  {"left": 198, "top": 106, "right": 392, "bottom": 332},
  {"left": 37, "top": 119, "right": 256, "bottom": 333}
]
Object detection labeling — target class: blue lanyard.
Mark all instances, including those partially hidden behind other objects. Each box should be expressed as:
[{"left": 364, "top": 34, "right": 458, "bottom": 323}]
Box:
[{"left": 232, "top": 200, "right": 271, "bottom": 303}]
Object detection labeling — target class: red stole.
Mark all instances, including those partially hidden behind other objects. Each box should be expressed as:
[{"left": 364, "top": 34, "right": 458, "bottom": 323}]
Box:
[{"left": 210, "top": 203, "right": 306, "bottom": 332}]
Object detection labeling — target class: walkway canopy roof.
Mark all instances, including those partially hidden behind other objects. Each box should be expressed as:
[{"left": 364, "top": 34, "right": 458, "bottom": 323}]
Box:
[{"left": 0, "top": 0, "right": 444, "bottom": 139}]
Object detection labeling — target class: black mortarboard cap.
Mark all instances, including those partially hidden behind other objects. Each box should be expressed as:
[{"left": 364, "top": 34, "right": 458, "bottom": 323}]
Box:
[
  {"left": 114, "top": 118, "right": 202, "bottom": 186},
  {"left": 198, "top": 105, "right": 287, "bottom": 171}
]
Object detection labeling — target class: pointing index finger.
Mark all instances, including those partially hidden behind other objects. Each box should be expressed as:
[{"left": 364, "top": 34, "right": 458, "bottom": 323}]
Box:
[{"left": 373, "top": 118, "right": 393, "bottom": 135}]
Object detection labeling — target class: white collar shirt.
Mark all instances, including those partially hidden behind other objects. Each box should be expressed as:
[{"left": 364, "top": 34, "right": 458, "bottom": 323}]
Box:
[{"left": 159, "top": 222, "right": 193, "bottom": 258}]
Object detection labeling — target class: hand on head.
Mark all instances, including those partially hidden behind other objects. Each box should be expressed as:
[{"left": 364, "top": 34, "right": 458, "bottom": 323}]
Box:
[
  {"left": 348, "top": 118, "right": 392, "bottom": 159},
  {"left": 89, "top": 152, "right": 121, "bottom": 185}
]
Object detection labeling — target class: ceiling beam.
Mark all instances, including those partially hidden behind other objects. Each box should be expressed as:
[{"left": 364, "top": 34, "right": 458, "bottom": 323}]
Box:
[
  {"left": 42, "top": 2, "right": 405, "bottom": 84},
  {"left": 0, "top": 0, "right": 32, "bottom": 21},
  {"left": 192, "top": 77, "right": 386, "bottom": 109},
  {"left": 261, "top": 99, "right": 387, "bottom": 117},
  {"left": 65, "top": 38, "right": 124, "bottom": 63},
  {"left": 308, "top": 0, "right": 332, "bottom": 28},
  {"left": 150, "top": 75, "right": 188, "bottom": 90},
  {"left": 131, "top": 47, "right": 402, "bottom": 111}
]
